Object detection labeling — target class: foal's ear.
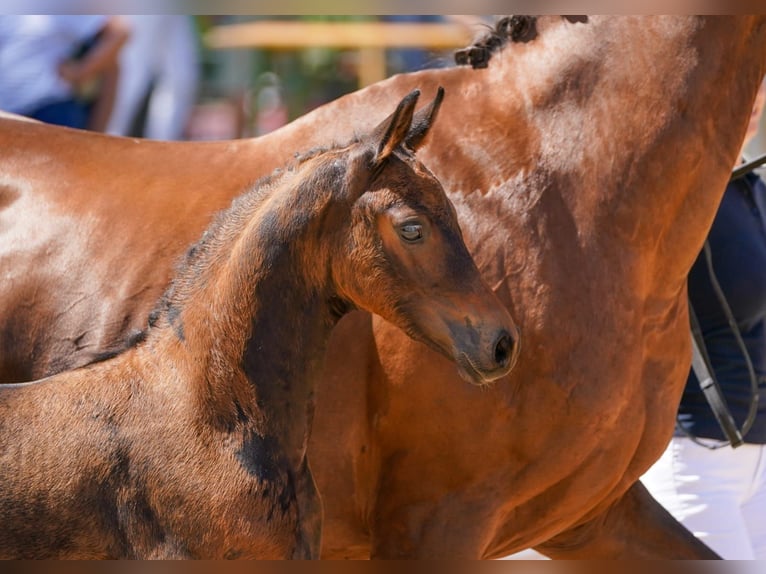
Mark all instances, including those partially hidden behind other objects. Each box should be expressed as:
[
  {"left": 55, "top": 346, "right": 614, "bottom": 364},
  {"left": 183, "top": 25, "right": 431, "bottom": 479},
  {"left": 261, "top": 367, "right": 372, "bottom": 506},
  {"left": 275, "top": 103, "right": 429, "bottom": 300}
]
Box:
[
  {"left": 405, "top": 86, "right": 444, "bottom": 151},
  {"left": 371, "top": 89, "right": 420, "bottom": 165}
]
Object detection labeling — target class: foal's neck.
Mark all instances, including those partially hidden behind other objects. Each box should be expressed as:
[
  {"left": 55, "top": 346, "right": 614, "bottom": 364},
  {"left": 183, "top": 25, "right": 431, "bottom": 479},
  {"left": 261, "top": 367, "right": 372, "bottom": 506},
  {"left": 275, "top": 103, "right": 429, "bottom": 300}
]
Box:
[{"left": 154, "top": 161, "right": 343, "bottom": 452}]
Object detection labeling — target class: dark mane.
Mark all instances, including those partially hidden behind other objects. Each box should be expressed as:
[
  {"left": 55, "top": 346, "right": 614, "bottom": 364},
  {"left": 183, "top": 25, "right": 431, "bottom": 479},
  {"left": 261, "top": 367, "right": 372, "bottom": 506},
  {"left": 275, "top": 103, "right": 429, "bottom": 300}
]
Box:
[
  {"left": 69, "top": 149, "right": 345, "bottom": 366},
  {"left": 145, "top": 145, "right": 344, "bottom": 338},
  {"left": 454, "top": 16, "right": 538, "bottom": 69},
  {"left": 454, "top": 15, "right": 588, "bottom": 69}
]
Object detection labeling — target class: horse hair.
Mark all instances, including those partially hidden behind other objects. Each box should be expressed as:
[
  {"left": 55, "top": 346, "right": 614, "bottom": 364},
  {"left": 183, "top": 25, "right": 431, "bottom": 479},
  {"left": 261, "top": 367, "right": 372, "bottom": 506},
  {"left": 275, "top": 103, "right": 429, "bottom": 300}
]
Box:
[
  {"left": 454, "top": 15, "right": 588, "bottom": 69},
  {"left": 454, "top": 16, "right": 538, "bottom": 69}
]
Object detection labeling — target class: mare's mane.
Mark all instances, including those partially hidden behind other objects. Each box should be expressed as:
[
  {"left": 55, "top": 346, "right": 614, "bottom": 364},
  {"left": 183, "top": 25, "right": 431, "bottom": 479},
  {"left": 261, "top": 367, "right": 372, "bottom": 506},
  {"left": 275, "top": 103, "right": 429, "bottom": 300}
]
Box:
[{"left": 454, "top": 15, "right": 587, "bottom": 69}]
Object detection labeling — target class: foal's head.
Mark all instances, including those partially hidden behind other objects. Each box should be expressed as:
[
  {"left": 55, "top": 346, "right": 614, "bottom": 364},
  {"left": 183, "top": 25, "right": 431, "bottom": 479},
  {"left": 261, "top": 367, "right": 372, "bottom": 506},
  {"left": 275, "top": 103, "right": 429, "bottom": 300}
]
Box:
[{"left": 325, "top": 89, "right": 520, "bottom": 385}]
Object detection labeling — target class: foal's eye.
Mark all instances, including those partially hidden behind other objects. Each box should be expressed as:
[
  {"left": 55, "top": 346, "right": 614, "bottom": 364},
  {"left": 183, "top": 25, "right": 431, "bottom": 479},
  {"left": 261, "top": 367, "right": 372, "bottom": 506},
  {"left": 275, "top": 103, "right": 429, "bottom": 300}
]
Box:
[{"left": 399, "top": 223, "right": 423, "bottom": 242}]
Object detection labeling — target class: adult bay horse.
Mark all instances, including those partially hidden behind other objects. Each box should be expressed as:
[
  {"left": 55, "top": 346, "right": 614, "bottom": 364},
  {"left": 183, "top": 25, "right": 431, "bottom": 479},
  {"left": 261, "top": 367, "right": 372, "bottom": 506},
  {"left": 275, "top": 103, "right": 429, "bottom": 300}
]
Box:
[
  {"left": 0, "top": 90, "right": 517, "bottom": 559},
  {"left": 1, "top": 16, "right": 766, "bottom": 559}
]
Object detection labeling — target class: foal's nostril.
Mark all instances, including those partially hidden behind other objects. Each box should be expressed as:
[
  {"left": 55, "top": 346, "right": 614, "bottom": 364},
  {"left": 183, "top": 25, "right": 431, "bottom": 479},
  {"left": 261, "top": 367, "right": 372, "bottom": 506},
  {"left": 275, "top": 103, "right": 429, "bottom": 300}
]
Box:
[{"left": 493, "top": 331, "right": 513, "bottom": 368}]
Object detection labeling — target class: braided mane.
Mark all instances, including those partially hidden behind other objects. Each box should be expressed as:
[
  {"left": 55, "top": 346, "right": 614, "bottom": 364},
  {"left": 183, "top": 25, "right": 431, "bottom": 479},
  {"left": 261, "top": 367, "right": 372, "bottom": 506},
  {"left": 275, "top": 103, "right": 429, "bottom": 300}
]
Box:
[
  {"left": 454, "top": 15, "right": 588, "bottom": 69},
  {"left": 454, "top": 16, "right": 537, "bottom": 69}
]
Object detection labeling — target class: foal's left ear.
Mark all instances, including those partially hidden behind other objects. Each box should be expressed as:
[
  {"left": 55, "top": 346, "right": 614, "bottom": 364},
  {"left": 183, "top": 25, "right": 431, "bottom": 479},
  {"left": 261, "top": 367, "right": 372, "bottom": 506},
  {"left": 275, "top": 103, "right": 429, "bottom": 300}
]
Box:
[
  {"left": 371, "top": 89, "right": 420, "bottom": 166},
  {"left": 405, "top": 86, "right": 444, "bottom": 151}
]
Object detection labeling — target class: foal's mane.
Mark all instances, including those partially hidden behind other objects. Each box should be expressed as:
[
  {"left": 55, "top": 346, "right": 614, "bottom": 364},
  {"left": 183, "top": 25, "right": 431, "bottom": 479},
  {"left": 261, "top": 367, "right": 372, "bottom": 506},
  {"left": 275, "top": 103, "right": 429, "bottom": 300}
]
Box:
[
  {"left": 85, "top": 150, "right": 339, "bottom": 362},
  {"left": 454, "top": 15, "right": 588, "bottom": 69},
  {"left": 147, "top": 148, "right": 337, "bottom": 333}
]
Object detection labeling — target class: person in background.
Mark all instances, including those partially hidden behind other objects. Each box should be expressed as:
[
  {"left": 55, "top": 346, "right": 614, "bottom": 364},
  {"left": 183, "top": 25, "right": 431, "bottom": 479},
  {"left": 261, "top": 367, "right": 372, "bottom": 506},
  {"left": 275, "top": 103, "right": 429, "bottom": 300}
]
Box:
[
  {"left": 0, "top": 15, "right": 130, "bottom": 131},
  {"left": 105, "top": 15, "right": 199, "bottom": 140},
  {"left": 641, "top": 78, "right": 766, "bottom": 560}
]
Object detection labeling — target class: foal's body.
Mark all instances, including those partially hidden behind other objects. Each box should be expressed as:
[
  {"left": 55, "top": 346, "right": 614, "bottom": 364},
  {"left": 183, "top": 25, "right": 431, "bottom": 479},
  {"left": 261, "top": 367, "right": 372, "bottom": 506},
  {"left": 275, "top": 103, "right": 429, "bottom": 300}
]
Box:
[
  {"left": 1, "top": 354, "right": 308, "bottom": 558},
  {"left": 0, "top": 92, "right": 516, "bottom": 559}
]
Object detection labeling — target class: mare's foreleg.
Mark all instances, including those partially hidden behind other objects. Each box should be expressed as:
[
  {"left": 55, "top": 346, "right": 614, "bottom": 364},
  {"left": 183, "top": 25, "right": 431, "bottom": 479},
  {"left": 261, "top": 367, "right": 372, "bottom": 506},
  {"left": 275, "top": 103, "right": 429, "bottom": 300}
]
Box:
[
  {"left": 535, "top": 481, "right": 720, "bottom": 559},
  {"left": 368, "top": 489, "right": 492, "bottom": 559}
]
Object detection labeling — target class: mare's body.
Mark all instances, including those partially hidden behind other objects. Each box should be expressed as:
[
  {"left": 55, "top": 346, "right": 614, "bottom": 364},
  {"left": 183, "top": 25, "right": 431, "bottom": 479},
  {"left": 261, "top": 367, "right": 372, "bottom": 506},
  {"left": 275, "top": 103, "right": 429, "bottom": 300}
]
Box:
[
  {"left": 0, "top": 92, "right": 516, "bottom": 558},
  {"left": 1, "top": 16, "right": 766, "bottom": 558}
]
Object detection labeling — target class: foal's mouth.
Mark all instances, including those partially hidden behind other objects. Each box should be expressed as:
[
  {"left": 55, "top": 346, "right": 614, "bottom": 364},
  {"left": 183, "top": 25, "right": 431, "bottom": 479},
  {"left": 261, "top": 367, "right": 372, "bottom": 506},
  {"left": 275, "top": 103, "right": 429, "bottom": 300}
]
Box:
[
  {"left": 454, "top": 332, "right": 519, "bottom": 387},
  {"left": 456, "top": 352, "right": 500, "bottom": 387},
  {"left": 404, "top": 319, "right": 518, "bottom": 386}
]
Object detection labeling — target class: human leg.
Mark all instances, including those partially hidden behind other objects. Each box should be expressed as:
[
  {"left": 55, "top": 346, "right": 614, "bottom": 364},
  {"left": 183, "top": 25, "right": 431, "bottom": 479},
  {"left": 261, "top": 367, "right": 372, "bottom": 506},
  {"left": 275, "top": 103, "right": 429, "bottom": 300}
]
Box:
[
  {"left": 741, "top": 444, "right": 766, "bottom": 560},
  {"left": 641, "top": 436, "right": 758, "bottom": 559}
]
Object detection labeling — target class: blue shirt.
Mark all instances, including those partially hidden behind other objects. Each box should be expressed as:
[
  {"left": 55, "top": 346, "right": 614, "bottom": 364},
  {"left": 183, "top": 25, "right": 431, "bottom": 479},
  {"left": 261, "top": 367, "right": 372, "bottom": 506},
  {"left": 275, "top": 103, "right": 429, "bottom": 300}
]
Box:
[
  {"left": 679, "top": 172, "right": 766, "bottom": 443},
  {"left": 0, "top": 15, "right": 106, "bottom": 115}
]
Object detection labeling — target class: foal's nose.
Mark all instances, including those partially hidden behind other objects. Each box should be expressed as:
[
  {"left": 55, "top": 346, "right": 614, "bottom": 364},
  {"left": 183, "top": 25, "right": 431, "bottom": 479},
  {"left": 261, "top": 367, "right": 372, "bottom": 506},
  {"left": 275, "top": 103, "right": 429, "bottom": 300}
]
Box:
[
  {"left": 494, "top": 331, "right": 514, "bottom": 369},
  {"left": 489, "top": 329, "right": 519, "bottom": 378}
]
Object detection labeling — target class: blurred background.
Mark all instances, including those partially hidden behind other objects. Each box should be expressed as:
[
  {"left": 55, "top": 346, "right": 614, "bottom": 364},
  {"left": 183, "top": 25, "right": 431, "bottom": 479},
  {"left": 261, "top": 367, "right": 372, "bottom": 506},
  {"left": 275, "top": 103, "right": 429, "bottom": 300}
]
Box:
[
  {"left": 114, "top": 15, "right": 489, "bottom": 141},
  {"left": 189, "top": 15, "right": 487, "bottom": 140},
  {"left": 0, "top": 14, "right": 491, "bottom": 140}
]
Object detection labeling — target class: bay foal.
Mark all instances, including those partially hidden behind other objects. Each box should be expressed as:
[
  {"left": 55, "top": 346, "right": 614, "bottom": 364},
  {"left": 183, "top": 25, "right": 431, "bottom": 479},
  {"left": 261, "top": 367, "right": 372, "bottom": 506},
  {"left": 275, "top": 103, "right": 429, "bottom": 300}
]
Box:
[{"left": 0, "top": 90, "right": 517, "bottom": 559}]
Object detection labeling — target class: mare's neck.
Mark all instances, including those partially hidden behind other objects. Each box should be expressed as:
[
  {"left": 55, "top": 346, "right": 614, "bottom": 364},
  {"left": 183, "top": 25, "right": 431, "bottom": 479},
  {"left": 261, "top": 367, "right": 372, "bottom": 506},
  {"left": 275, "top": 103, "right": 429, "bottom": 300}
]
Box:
[
  {"left": 154, "top": 163, "right": 341, "bottom": 455},
  {"left": 490, "top": 16, "right": 766, "bottom": 285}
]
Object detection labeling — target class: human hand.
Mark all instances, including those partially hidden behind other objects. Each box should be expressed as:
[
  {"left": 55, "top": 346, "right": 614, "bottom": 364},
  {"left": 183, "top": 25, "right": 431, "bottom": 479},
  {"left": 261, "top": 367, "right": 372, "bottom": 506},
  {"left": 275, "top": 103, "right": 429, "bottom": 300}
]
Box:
[{"left": 58, "top": 60, "right": 84, "bottom": 87}]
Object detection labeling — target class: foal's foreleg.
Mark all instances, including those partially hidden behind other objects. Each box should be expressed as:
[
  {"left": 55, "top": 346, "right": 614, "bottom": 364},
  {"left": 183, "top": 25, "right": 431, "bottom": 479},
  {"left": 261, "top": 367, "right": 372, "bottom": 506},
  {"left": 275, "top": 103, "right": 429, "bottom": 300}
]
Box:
[
  {"left": 291, "top": 458, "right": 323, "bottom": 559},
  {"left": 534, "top": 481, "right": 720, "bottom": 559}
]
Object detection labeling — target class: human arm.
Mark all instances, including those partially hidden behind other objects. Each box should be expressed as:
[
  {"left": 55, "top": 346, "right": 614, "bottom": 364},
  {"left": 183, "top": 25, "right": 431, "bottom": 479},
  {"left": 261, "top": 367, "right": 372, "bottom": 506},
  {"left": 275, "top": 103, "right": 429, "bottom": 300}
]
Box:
[{"left": 58, "top": 17, "right": 130, "bottom": 89}]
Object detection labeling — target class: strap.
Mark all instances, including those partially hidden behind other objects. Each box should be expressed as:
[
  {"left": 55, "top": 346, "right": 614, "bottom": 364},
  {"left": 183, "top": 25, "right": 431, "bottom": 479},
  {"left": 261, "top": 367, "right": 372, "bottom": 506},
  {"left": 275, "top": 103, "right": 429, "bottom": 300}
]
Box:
[
  {"left": 730, "top": 151, "right": 766, "bottom": 181},
  {"left": 685, "top": 163, "right": 765, "bottom": 448},
  {"left": 688, "top": 300, "right": 744, "bottom": 447}
]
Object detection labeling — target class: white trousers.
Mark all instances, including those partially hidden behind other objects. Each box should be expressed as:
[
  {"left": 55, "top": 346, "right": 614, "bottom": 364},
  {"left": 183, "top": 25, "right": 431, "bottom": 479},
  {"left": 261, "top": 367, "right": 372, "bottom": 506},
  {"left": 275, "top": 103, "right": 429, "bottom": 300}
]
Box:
[
  {"left": 106, "top": 15, "right": 198, "bottom": 140},
  {"left": 641, "top": 436, "right": 766, "bottom": 560}
]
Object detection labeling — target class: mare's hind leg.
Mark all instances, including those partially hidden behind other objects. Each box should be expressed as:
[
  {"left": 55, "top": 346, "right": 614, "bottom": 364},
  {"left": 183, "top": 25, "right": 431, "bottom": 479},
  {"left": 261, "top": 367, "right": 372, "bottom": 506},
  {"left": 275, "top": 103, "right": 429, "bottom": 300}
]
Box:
[{"left": 534, "top": 481, "right": 720, "bottom": 559}]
